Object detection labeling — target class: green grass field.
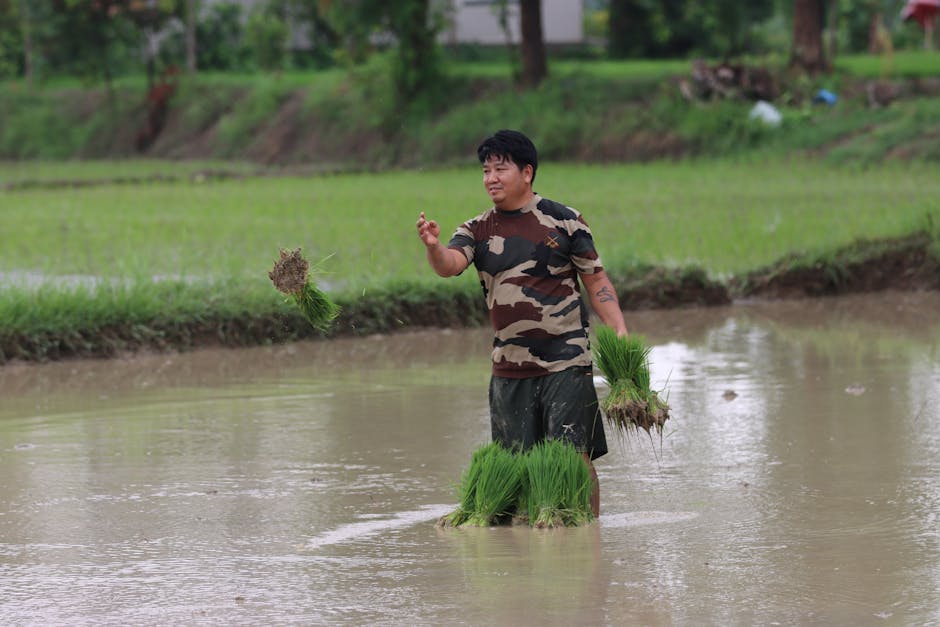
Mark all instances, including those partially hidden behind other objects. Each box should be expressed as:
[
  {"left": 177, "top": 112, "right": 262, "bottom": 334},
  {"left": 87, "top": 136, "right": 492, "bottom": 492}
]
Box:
[{"left": 2, "top": 158, "right": 937, "bottom": 286}]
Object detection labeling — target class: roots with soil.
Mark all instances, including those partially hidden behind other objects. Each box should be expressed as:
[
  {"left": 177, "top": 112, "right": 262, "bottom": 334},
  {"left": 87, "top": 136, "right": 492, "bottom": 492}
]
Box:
[{"left": 268, "top": 248, "right": 340, "bottom": 332}]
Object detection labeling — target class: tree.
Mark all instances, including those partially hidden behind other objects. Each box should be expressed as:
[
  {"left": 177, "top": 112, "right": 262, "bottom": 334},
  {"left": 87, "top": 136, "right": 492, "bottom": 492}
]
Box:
[
  {"left": 244, "top": 4, "right": 289, "bottom": 71},
  {"left": 272, "top": 0, "right": 340, "bottom": 69},
  {"left": 490, "top": 0, "right": 519, "bottom": 77},
  {"left": 519, "top": 0, "right": 547, "bottom": 87},
  {"left": 387, "top": 0, "right": 438, "bottom": 102},
  {"left": 184, "top": 0, "right": 196, "bottom": 72},
  {"left": 0, "top": 0, "right": 26, "bottom": 80},
  {"left": 322, "top": 0, "right": 444, "bottom": 105},
  {"left": 17, "top": 0, "right": 33, "bottom": 81},
  {"left": 791, "top": 0, "right": 830, "bottom": 74},
  {"left": 20, "top": 0, "right": 179, "bottom": 87},
  {"left": 609, "top": 0, "right": 777, "bottom": 59},
  {"left": 608, "top": 0, "right": 652, "bottom": 58}
]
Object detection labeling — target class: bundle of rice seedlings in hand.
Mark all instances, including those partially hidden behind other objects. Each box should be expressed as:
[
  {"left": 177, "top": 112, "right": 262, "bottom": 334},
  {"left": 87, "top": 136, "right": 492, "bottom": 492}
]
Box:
[
  {"left": 593, "top": 325, "right": 670, "bottom": 436},
  {"left": 523, "top": 439, "right": 594, "bottom": 528},
  {"left": 268, "top": 248, "right": 340, "bottom": 332}
]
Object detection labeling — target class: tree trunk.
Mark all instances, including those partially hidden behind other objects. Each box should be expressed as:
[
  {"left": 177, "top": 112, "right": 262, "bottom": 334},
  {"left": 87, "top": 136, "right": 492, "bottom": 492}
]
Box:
[
  {"left": 18, "top": 0, "right": 33, "bottom": 83},
  {"left": 519, "top": 0, "right": 547, "bottom": 87},
  {"left": 394, "top": 0, "right": 436, "bottom": 102},
  {"left": 790, "top": 0, "right": 829, "bottom": 75},
  {"left": 608, "top": 0, "right": 645, "bottom": 58},
  {"left": 185, "top": 0, "right": 197, "bottom": 73},
  {"left": 827, "top": 0, "right": 838, "bottom": 60}
]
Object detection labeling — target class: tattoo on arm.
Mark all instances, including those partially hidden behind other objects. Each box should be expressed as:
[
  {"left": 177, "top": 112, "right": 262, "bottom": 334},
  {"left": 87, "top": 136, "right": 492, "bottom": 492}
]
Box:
[{"left": 595, "top": 285, "right": 616, "bottom": 303}]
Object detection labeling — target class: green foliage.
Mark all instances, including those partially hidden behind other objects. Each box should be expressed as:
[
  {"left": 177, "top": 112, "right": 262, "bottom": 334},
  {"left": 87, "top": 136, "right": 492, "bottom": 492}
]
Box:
[
  {"left": 214, "top": 78, "right": 297, "bottom": 156},
  {"left": 320, "top": 0, "right": 446, "bottom": 111},
  {"left": 667, "top": 97, "right": 772, "bottom": 155},
  {"left": 0, "top": 277, "right": 268, "bottom": 336},
  {"left": 244, "top": 5, "right": 289, "bottom": 71},
  {"left": 0, "top": 88, "right": 103, "bottom": 158},
  {"left": 608, "top": 0, "right": 776, "bottom": 59},
  {"left": 0, "top": 1, "right": 23, "bottom": 80},
  {"left": 191, "top": 2, "right": 248, "bottom": 71},
  {"left": 0, "top": 276, "right": 298, "bottom": 362},
  {"left": 834, "top": 50, "right": 940, "bottom": 79},
  {"left": 19, "top": 0, "right": 178, "bottom": 84}
]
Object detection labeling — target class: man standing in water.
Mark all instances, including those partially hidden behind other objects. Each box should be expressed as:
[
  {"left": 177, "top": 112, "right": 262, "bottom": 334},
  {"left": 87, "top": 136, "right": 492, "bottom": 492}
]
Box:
[{"left": 415, "top": 129, "right": 628, "bottom": 516}]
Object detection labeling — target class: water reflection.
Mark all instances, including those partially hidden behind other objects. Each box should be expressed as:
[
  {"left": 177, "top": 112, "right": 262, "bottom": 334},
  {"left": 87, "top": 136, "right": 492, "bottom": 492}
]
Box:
[{"left": 1, "top": 292, "right": 939, "bottom": 624}]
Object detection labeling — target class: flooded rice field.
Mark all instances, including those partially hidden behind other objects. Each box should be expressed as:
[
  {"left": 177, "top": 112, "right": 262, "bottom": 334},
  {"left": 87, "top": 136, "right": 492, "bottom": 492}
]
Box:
[{"left": 2, "top": 291, "right": 939, "bottom": 625}]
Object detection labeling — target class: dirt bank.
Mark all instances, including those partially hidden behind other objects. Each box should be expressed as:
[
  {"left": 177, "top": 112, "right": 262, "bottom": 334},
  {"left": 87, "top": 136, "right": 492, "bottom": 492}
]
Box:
[{"left": 4, "top": 70, "right": 940, "bottom": 167}]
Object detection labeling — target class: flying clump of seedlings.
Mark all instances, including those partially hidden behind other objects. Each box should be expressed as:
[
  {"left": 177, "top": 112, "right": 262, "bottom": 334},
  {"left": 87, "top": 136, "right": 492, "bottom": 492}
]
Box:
[
  {"left": 439, "top": 439, "right": 595, "bottom": 529},
  {"left": 268, "top": 248, "right": 340, "bottom": 332},
  {"left": 592, "top": 325, "right": 670, "bottom": 436}
]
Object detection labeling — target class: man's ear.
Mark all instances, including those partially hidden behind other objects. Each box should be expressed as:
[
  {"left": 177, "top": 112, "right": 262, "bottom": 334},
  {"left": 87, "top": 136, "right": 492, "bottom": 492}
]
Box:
[{"left": 522, "top": 164, "right": 534, "bottom": 184}]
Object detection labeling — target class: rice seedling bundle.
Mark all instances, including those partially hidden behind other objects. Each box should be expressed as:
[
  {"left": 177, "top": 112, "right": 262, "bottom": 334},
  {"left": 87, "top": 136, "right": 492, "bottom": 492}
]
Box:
[
  {"left": 439, "top": 439, "right": 594, "bottom": 528},
  {"left": 593, "top": 325, "right": 670, "bottom": 435},
  {"left": 466, "top": 443, "right": 525, "bottom": 527},
  {"left": 268, "top": 248, "right": 340, "bottom": 331},
  {"left": 523, "top": 439, "right": 594, "bottom": 528},
  {"left": 439, "top": 442, "right": 498, "bottom": 527}
]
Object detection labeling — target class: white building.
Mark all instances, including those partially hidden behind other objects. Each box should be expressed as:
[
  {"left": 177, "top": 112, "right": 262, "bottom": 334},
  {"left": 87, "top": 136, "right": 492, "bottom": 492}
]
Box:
[
  {"left": 440, "top": 0, "right": 584, "bottom": 46},
  {"left": 200, "top": 0, "right": 585, "bottom": 47}
]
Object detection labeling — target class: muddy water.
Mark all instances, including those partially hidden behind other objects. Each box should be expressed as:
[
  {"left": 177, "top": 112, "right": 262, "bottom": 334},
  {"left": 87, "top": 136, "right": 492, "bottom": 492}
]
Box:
[{"left": 1, "top": 291, "right": 939, "bottom": 625}]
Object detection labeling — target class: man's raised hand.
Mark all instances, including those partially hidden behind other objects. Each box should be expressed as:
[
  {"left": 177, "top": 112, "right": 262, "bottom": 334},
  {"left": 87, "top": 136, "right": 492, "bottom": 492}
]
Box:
[{"left": 416, "top": 212, "right": 441, "bottom": 248}]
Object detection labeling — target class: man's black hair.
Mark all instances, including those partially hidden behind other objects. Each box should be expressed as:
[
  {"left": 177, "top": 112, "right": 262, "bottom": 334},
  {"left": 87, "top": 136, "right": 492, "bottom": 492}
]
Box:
[{"left": 477, "top": 129, "right": 538, "bottom": 184}]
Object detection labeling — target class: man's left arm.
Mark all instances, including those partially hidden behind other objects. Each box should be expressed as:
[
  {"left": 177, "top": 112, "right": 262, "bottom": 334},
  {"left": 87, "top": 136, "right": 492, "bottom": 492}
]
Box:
[{"left": 581, "top": 270, "right": 628, "bottom": 336}]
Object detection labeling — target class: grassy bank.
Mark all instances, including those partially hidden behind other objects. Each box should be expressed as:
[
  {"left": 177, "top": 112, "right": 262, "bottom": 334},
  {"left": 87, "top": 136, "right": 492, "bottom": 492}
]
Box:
[
  {"left": 2, "top": 158, "right": 939, "bottom": 363},
  {"left": 2, "top": 53, "right": 940, "bottom": 167}
]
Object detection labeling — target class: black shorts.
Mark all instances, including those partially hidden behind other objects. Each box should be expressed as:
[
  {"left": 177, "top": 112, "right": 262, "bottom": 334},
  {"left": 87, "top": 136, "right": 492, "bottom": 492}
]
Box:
[{"left": 489, "top": 365, "right": 608, "bottom": 461}]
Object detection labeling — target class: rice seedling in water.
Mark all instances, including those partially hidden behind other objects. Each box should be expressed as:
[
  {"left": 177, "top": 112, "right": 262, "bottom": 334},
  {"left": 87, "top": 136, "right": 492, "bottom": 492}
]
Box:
[
  {"left": 268, "top": 248, "right": 340, "bottom": 331},
  {"left": 440, "top": 441, "right": 596, "bottom": 529},
  {"left": 438, "top": 442, "right": 492, "bottom": 527},
  {"left": 439, "top": 442, "right": 524, "bottom": 527},
  {"left": 466, "top": 443, "right": 525, "bottom": 527},
  {"left": 593, "top": 325, "right": 670, "bottom": 435},
  {"left": 523, "top": 439, "right": 594, "bottom": 528}
]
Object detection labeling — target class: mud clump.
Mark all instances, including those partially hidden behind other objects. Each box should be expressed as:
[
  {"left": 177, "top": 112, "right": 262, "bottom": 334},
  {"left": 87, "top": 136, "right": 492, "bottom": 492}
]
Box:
[{"left": 268, "top": 248, "right": 309, "bottom": 295}]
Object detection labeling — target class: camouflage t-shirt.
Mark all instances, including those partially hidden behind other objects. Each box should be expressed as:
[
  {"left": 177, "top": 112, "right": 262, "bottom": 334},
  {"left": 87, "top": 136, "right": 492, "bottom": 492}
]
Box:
[{"left": 448, "top": 194, "right": 604, "bottom": 378}]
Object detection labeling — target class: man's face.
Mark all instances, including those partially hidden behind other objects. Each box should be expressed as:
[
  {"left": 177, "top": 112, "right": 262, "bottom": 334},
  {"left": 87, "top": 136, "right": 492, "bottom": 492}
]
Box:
[{"left": 482, "top": 154, "right": 532, "bottom": 210}]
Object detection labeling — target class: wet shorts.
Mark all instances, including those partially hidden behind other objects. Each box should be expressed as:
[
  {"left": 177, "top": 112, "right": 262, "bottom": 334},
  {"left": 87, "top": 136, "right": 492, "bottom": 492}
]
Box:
[{"left": 489, "top": 365, "right": 608, "bottom": 460}]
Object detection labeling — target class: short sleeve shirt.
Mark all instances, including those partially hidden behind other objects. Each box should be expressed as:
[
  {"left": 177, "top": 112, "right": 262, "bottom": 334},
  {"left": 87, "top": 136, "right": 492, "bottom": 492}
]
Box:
[{"left": 447, "top": 194, "right": 604, "bottom": 378}]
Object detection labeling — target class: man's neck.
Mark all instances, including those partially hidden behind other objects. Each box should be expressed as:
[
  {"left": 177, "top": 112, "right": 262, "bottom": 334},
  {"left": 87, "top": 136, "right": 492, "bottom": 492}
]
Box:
[{"left": 496, "top": 190, "right": 536, "bottom": 211}]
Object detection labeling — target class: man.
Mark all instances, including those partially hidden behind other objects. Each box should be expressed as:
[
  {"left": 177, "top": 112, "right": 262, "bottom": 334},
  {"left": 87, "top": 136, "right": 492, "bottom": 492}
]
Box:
[{"left": 415, "top": 129, "right": 628, "bottom": 517}]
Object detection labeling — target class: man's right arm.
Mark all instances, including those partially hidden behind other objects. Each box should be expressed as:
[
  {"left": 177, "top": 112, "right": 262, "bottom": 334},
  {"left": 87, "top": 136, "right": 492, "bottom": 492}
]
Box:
[{"left": 425, "top": 241, "right": 469, "bottom": 277}]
